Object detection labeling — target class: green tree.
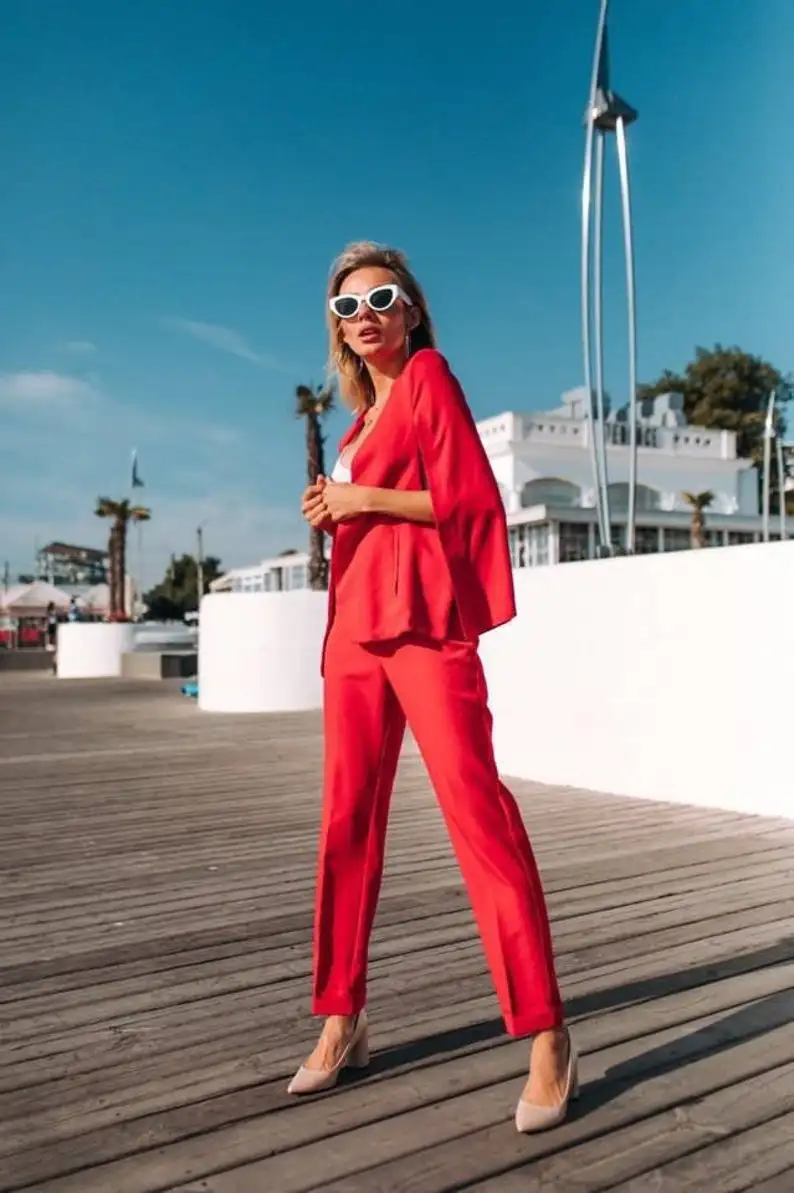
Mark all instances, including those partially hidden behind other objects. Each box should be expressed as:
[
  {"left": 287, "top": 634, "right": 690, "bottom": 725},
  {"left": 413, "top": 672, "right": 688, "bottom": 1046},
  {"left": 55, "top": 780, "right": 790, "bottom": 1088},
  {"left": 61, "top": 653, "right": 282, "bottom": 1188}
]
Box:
[
  {"left": 95, "top": 497, "right": 152, "bottom": 618},
  {"left": 638, "top": 346, "right": 793, "bottom": 509},
  {"left": 296, "top": 381, "right": 335, "bottom": 591},
  {"left": 144, "top": 553, "right": 223, "bottom": 620},
  {"left": 682, "top": 490, "right": 714, "bottom": 549}
]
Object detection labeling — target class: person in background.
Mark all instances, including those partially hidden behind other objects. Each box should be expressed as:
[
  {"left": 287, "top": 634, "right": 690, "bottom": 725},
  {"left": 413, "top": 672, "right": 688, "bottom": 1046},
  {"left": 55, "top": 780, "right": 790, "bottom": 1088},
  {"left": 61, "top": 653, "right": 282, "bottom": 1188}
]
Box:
[
  {"left": 45, "top": 602, "right": 58, "bottom": 651},
  {"left": 45, "top": 601, "right": 59, "bottom": 674}
]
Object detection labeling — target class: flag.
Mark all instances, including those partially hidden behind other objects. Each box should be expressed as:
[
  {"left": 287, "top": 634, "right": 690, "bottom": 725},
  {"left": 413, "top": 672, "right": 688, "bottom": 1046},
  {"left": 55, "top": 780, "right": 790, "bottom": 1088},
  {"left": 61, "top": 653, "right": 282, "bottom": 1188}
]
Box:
[{"left": 131, "top": 449, "right": 144, "bottom": 489}]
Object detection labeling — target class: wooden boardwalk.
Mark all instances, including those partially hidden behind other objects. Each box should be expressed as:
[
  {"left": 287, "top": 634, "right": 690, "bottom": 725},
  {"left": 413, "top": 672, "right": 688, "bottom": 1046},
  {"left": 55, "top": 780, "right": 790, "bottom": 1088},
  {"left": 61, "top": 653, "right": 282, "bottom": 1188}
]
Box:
[{"left": 1, "top": 673, "right": 794, "bottom": 1192}]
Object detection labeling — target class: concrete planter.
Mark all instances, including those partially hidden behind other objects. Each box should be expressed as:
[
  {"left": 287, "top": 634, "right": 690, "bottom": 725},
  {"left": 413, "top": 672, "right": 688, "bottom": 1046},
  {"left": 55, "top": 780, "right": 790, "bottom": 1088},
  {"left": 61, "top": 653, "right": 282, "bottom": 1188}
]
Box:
[
  {"left": 198, "top": 590, "right": 328, "bottom": 713},
  {"left": 56, "top": 622, "right": 136, "bottom": 679}
]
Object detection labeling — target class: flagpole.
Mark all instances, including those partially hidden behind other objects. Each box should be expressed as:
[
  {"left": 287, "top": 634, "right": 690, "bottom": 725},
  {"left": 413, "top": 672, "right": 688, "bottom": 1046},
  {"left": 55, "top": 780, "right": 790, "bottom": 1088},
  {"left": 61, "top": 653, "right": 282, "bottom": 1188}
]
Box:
[
  {"left": 130, "top": 448, "right": 145, "bottom": 619},
  {"left": 129, "top": 449, "right": 136, "bottom": 619}
]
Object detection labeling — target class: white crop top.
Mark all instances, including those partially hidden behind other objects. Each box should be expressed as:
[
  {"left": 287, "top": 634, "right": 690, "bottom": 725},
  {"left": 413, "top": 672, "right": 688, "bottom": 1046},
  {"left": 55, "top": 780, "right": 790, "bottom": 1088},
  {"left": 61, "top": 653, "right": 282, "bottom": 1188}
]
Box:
[{"left": 331, "top": 457, "right": 352, "bottom": 483}]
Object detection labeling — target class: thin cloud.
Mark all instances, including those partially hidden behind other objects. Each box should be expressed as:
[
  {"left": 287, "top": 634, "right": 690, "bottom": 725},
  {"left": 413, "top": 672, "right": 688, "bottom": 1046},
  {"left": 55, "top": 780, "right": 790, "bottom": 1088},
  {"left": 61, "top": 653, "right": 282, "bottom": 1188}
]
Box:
[
  {"left": 0, "top": 371, "right": 94, "bottom": 408},
  {"left": 65, "top": 340, "right": 97, "bottom": 355},
  {"left": 0, "top": 362, "right": 274, "bottom": 584},
  {"left": 163, "top": 317, "right": 285, "bottom": 370}
]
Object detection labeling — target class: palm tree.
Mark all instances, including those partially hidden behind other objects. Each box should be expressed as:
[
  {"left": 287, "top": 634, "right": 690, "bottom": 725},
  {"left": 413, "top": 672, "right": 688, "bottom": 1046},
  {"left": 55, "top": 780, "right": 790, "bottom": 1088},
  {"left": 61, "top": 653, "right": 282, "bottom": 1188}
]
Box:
[
  {"left": 95, "top": 498, "right": 152, "bottom": 617},
  {"left": 681, "top": 490, "right": 714, "bottom": 549},
  {"left": 296, "top": 381, "right": 335, "bottom": 590}
]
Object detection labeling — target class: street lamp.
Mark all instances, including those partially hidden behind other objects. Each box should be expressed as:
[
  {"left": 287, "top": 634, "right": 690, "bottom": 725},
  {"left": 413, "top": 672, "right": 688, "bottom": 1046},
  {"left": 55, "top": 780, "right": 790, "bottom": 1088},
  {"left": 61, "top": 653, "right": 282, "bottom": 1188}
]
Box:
[{"left": 196, "top": 522, "right": 207, "bottom": 613}]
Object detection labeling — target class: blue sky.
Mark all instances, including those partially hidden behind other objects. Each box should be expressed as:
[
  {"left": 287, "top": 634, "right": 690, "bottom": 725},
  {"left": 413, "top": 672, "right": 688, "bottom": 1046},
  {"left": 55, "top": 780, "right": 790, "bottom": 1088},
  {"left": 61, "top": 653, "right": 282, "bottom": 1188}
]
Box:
[{"left": 1, "top": 0, "right": 792, "bottom": 585}]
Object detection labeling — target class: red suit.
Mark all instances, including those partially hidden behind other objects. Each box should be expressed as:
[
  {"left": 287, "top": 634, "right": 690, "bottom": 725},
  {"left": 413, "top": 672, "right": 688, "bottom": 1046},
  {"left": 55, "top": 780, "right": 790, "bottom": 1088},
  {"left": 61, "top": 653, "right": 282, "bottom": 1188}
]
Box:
[{"left": 314, "top": 348, "right": 563, "bottom": 1036}]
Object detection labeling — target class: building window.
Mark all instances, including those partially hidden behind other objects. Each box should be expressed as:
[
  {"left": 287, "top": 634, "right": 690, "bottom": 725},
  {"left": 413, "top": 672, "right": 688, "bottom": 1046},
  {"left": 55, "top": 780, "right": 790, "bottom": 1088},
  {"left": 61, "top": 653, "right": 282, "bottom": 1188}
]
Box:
[
  {"left": 662, "top": 528, "right": 691, "bottom": 552},
  {"left": 285, "top": 564, "right": 308, "bottom": 590},
  {"left": 508, "top": 523, "right": 550, "bottom": 568},
  {"left": 531, "top": 524, "right": 550, "bottom": 566},
  {"left": 558, "top": 522, "right": 590, "bottom": 563},
  {"left": 728, "top": 531, "right": 755, "bottom": 545},
  {"left": 634, "top": 527, "right": 660, "bottom": 554},
  {"left": 607, "top": 482, "right": 662, "bottom": 512},
  {"left": 521, "top": 478, "right": 581, "bottom": 509},
  {"left": 508, "top": 526, "right": 521, "bottom": 567}
]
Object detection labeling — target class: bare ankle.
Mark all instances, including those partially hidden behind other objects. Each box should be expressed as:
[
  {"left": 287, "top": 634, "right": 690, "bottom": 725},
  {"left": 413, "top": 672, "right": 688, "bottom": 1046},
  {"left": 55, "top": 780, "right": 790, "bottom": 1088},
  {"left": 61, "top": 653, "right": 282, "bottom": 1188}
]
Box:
[
  {"left": 531, "top": 1027, "right": 569, "bottom": 1058},
  {"left": 325, "top": 1013, "right": 357, "bottom": 1033}
]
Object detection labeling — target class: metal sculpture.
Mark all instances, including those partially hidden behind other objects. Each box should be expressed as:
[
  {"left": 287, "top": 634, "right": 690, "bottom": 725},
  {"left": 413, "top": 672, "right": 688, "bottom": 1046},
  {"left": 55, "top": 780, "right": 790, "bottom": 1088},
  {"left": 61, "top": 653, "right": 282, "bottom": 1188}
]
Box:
[{"left": 581, "top": 0, "right": 639, "bottom": 554}]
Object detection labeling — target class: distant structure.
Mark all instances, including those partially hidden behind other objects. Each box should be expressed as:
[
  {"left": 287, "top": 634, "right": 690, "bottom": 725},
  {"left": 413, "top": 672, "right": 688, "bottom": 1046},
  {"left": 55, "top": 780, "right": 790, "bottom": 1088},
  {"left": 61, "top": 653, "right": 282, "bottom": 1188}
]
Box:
[
  {"left": 36, "top": 542, "right": 108, "bottom": 588},
  {"left": 212, "top": 547, "right": 326, "bottom": 595},
  {"left": 581, "top": 0, "right": 640, "bottom": 553},
  {"left": 480, "top": 392, "right": 763, "bottom": 563},
  {"left": 213, "top": 397, "right": 770, "bottom": 594}
]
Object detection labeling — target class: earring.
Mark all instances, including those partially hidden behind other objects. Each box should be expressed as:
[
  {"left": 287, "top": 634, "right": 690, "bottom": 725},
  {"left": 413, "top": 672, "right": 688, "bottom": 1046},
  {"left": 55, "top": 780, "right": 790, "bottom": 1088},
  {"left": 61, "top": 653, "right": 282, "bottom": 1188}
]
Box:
[{"left": 405, "top": 330, "right": 412, "bottom": 358}]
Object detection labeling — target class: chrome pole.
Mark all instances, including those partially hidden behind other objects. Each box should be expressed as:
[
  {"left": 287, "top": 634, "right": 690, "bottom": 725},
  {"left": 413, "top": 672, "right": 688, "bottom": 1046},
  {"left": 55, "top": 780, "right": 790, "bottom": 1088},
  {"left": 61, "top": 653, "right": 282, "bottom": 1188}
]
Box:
[
  {"left": 593, "top": 130, "right": 612, "bottom": 543},
  {"left": 615, "top": 114, "right": 638, "bottom": 553},
  {"left": 762, "top": 389, "right": 774, "bottom": 542},
  {"left": 776, "top": 434, "right": 787, "bottom": 540},
  {"left": 581, "top": 0, "right": 610, "bottom": 552},
  {"left": 581, "top": 120, "right": 606, "bottom": 548}
]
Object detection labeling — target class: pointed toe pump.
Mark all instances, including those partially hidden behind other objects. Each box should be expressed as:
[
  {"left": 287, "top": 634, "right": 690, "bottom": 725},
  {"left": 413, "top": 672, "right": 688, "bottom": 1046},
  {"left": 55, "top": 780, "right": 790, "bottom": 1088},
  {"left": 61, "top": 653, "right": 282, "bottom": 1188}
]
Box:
[
  {"left": 515, "top": 1031, "right": 579, "bottom": 1134},
  {"left": 287, "top": 1011, "right": 370, "bottom": 1096}
]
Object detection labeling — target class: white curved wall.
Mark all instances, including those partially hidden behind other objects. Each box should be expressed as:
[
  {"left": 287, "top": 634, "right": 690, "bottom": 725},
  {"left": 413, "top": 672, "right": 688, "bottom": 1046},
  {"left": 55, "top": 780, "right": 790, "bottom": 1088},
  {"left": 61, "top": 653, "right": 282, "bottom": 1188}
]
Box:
[
  {"left": 479, "top": 541, "right": 794, "bottom": 820},
  {"left": 57, "top": 622, "right": 136, "bottom": 679},
  {"left": 199, "top": 591, "right": 328, "bottom": 713}
]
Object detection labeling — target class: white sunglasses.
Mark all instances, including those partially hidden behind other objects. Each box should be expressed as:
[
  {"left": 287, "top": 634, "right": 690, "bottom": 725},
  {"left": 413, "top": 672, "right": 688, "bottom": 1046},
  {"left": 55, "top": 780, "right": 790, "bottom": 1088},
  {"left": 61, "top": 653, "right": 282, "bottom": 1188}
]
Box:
[{"left": 329, "top": 283, "right": 413, "bottom": 320}]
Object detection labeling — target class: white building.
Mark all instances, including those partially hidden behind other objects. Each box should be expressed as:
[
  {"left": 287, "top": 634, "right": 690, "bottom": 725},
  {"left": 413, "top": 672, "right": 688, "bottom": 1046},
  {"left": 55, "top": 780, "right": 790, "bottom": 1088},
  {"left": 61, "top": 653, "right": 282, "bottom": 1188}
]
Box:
[
  {"left": 213, "top": 390, "right": 780, "bottom": 593},
  {"left": 488, "top": 388, "right": 767, "bottom": 566},
  {"left": 211, "top": 550, "right": 316, "bottom": 594}
]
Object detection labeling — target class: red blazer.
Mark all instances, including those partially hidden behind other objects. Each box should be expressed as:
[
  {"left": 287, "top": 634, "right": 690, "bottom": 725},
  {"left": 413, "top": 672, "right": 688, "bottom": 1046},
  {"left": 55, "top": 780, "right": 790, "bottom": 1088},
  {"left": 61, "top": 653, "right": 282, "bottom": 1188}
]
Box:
[{"left": 323, "top": 348, "right": 515, "bottom": 667}]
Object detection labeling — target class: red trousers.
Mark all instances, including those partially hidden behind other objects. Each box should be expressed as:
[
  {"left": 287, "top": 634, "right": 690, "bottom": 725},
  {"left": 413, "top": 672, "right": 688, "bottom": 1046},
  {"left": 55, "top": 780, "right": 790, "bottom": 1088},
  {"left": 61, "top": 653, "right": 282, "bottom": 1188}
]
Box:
[{"left": 312, "top": 627, "right": 564, "bottom": 1037}]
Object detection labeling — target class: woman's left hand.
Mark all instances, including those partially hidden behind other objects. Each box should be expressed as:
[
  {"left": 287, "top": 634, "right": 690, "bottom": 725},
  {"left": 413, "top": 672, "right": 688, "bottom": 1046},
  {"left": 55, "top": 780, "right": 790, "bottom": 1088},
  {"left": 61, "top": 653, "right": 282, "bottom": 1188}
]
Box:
[{"left": 318, "top": 481, "right": 371, "bottom": 523}]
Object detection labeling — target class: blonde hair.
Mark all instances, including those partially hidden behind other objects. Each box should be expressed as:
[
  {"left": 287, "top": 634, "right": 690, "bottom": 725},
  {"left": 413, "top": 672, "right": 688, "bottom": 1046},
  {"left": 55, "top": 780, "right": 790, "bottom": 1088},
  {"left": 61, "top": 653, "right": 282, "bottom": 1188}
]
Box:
[{"left": 327, "top": 241, "right": 436, "bottom": 410}]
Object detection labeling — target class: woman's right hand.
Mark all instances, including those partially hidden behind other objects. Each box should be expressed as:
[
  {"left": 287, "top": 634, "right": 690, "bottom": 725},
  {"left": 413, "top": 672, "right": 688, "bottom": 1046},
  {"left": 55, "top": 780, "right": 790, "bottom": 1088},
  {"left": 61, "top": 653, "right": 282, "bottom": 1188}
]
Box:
[{"left": 302, "top": 476, "right": 331, "bottom": 529}]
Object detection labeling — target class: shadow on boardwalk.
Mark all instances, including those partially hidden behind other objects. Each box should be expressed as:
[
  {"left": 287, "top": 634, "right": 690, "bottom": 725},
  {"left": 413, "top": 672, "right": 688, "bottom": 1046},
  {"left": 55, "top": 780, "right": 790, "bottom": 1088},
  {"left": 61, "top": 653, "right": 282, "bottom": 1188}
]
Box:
[{"left": 365, "top": 933, "right": 794, "bottom": 1082}]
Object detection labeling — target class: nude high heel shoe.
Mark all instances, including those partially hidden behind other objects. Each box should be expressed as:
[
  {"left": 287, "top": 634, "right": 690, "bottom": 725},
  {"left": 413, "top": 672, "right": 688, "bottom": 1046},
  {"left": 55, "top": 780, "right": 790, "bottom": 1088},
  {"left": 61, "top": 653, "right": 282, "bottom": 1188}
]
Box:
[
  {"left": 515, "top": 1030, "right": 579, "bottom": 1133},
  {"left": 286, "top": 1011, "right": 370, "bottom": 1095}
]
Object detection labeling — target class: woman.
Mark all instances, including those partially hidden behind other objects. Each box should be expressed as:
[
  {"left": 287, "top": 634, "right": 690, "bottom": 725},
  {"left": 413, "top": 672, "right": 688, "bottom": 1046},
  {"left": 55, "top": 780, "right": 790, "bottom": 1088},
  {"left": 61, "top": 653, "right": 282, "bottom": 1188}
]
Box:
[{"left": 290, "top": 242, "right": 577, "bottom": 1132}]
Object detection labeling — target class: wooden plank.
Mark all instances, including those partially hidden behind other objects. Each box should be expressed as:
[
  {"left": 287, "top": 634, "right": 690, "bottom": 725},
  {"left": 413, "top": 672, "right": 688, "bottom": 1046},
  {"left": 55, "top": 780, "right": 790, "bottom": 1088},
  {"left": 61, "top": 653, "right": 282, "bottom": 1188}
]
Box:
[
  {"left": 462, "top": 1110, "right": 794, "bottom": 1193},
  {"left": 1, "top": 674, "right": 793, "bottom": 1192},
  {"left": 161, "top": 1038, "right": 794, "bottom": 1193},
  {"left": 2, "top": 870, "right": 789, "bottom": 1042},
  {"left": 606, "top": 1113, "right": 794, "bottom": 1193},
  {"left": 741, "top": 1172, "right": 794, "bottom": 1193},
  {"left": 3, "top": 958, "right": 794, "bottom": 1190}
]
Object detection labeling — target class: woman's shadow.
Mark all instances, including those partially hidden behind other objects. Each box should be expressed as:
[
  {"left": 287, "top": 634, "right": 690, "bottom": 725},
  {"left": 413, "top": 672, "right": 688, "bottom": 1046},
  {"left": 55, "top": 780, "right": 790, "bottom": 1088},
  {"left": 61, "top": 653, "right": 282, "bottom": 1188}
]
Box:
[{"left": 358, "top": 934, "right": 794, "bottom": 1112}]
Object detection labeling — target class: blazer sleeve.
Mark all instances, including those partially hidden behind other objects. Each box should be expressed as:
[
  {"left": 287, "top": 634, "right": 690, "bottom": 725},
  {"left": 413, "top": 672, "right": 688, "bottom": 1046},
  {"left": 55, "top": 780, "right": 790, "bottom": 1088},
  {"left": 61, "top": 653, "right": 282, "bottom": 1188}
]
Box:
[{"left": 408, "top": 349, "right": 516, "bottom": 636}]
